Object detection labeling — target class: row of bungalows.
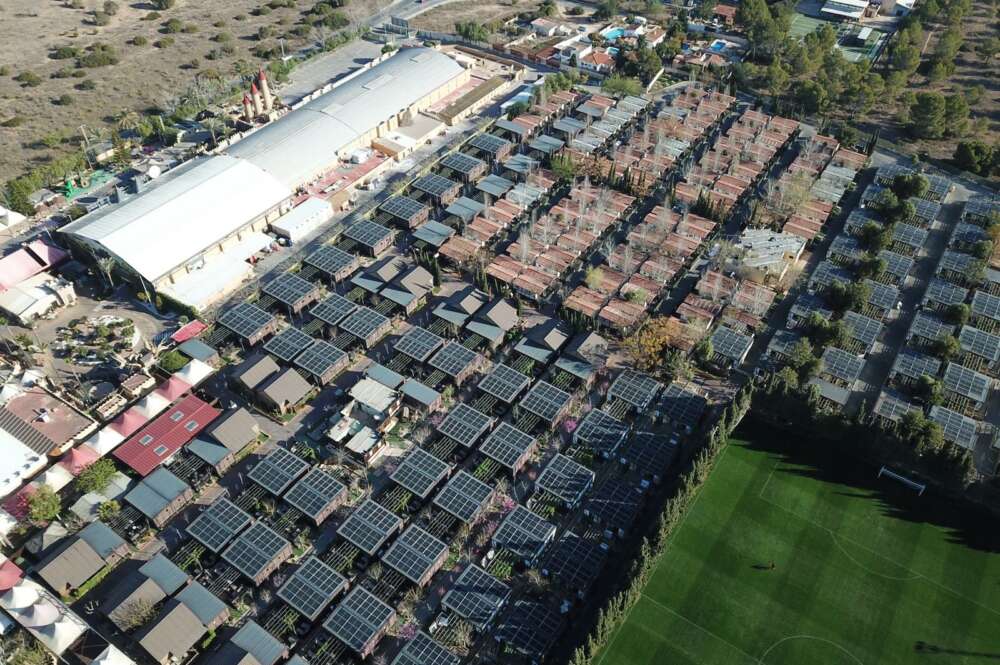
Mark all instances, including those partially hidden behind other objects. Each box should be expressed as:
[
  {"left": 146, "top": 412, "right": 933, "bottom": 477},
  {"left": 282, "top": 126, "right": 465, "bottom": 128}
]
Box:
[
  {"left": 563, "top": 94, "right": 650, "bottom": 158},
  {"left": 689, "top": 270, "right": 778, "bottom": 334}
]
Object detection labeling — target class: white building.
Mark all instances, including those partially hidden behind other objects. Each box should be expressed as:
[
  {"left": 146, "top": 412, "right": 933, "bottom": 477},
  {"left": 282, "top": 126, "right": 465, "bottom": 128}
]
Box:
[{"left": 270, "top": 197, "right": 333, "bottom": 244}]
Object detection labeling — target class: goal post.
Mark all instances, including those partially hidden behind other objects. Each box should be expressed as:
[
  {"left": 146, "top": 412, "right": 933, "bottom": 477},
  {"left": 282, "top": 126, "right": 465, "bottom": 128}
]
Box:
[{"left": 878, "top": 466, "right": 926, "bottom": 496}]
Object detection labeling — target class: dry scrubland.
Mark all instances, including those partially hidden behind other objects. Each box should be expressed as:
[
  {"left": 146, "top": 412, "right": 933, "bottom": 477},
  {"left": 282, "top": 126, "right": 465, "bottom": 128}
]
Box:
[
  {"left": 0, "top": 0, "right": 391, "bottom": 183},
  {"left": 410, "top": 0, "right": 528, "bottom": 32}
]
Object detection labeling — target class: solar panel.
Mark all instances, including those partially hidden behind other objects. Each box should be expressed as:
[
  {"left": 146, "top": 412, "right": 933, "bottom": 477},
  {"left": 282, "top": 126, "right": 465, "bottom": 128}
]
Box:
[
  {"left": 808, "top": 261, "right": 851, "bottom": 290},
  {"left": 222, "top": 521, "right": 290, "bottom": 582},
  {"left": 263, "top": 327, "right": 313, "bottom": 362},
  {"left": 893, "top": 223, "right": 928, "bottom": 249},
  {"left": 951, "top": 222, "right": 987, "bottom": 247},
  {"left": 542, "top": 532, "right": 606, "bottom": 591},
  {"left": 442, "top": 564, "right": 510, "bottom": 629},
  {"left": 345, "top": 219, "right": 393, "bottom": 249},
  {"left": 440, "top": 152, "right": 485, "bottom": 175},
  {"left": 574, "top": 409, "right": 628, "bottom": 456},
  {"left": 411, "top": 173, "right": 458, "bottom": 198},
  {"left": 381, "top": 525, "right": 448, "bottom": 585},
  {"left": 656, "top": 384, "right": 707, "bottom": 429},
  {"left": 865, "top": 279, "right": 899, "bottom": 311},
  {"left": 821, "top": 346, "right": 865, "bottom": 383},
  {"left": 878, "top": 250, "right": 914, "bottom": 280},
  {"left": 436, "top": 403, "right": 493, "bottom": 447},
  {"left": 219, "top": 302, "right": 275, "bottom": 340},
  {"left": 621, "top": 431, "right": 679, "bottom": 478},
  {"left": 607, "top": 370, "right": 662, "bottom": 410},
  {"left": 294, "top": 339, "right": 348, "bottom": 381},
  {"left": 306, "top": 245, "right": 357, "bottom": 278},
  {"left": 264, "top": 272, "right": 317, "bottom": 306},
  {"left": 710, "top": 326, "right": 754, "bottom": 362},
  {"left": 923, "top": 278, "right": 968, "bottom": 307},
  {"left": 942, "top": 362, "right": 991, "bottom": 403},
  {"left": 277, "top": 556, "right": 347, "bottom": 620},
  {"left": 311, "top": 293, "right": 358, "bottom": 327},
  {"left": 478, "top": 364, "right": 531, "bottom": 403},
  {"left": 284, "top": 467, "right": 347, "bottom": 522},
  {"left": 337, "top": 499, "right": 403, "bottom": 554},
  {"left": 873, "top": 390, "right": 919, "bottom": 423},
  {"left": 248, "top": 447, "right": 310, "bottom": 495},
  {"left": 964, "top": 198, "right": 999, "bottom": 222},
  {"left": 380, "top": 195, "right": 428, "bottom": 222},
  {"left": 891, "top": 349, "right": 941, "bottom": 381},
  {"left": 433, "top": 471, "right": 493, "bottom": 523},
  {"left": 479, "top": 422, "right": 536, "bottom": 470},
  {"left": 323, "top": 587, "right": 396, "bottom": 654},
  {"left": 585, "top": 480, "right": 641, "bottom": 533},
  {"left": 390, "top": 448, "right": 451, "bottom": 499},
  {"left": 470, "top": 133, "right": 511, "bottom": 154},
  {"left": 340, "top": 306, "right": 390, "bottom": 342},
  {"left": 493, "top": 505, "right": 556, "bottom": 563},
  {"left": 394, "top": 326, "right": 444, "bottom": 362},
  {"left": 971, "top": 291, "right": 1000, "bottom": 322},
  {"left": 959, "top": 325, "right": 1000, "bottom": 363},
  {"left": 828, "top": 235, "right": 862, "bottom": 262},
  {"left": 391, "top": 632, "right": 459, "bottom": 665},
  {"left": 938, "top": 250, "right": 974, "bottom": 276},
  {"left": 910, "top": 198, "right": 940, "bottom": 223},
  {"left": 521, "top": 381, "right": 572, "bottom": 422},
  {"left": 495, "top": 600, "right": 562, "bottom": 659},
  {"left": 186, "top": 498, "right": 251, "bottom": 552},
  {"left": 429, "top": 341, "right": 481, "bottom": 379},
  {"left": 843, "top": 311, "right": 883, "bottom": 350},
  {"left": 909, "top": 311, "right": 954, "bottom": 342},
  {"left": 536, "top": 454, "right": 594, "bottom": 505},
  {"left": 928, "top": 405, "right": 979, "bottom": 449}
]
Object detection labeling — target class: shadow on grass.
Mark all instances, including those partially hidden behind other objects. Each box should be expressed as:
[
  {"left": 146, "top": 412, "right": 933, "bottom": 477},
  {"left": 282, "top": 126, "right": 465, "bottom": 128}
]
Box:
[{"left": 734, "top": 417, "right": 1000, "bottom": 555}]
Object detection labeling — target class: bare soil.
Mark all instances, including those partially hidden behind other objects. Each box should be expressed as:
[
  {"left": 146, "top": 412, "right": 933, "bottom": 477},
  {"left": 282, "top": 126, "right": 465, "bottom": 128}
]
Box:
[{"left": 410, "top": 0, "right": 535, "bottom": 33}]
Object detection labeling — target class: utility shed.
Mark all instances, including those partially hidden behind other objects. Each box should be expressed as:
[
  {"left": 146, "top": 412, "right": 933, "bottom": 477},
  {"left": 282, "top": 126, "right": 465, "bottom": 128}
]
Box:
[{"left": 124, "top": 467, "right": 193, "bottom": 527}]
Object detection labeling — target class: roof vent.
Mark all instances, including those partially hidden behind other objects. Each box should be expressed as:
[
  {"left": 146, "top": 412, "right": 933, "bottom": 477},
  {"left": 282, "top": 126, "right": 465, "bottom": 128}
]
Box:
[{"left": 363, "top": 75, "right": 393, "bottom": 91}]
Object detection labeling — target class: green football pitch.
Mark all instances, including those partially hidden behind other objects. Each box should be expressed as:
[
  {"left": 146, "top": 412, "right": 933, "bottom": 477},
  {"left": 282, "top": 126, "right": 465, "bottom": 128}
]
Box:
[{"left": 596, "top": 421, "right": 1000, "bottom": 665}]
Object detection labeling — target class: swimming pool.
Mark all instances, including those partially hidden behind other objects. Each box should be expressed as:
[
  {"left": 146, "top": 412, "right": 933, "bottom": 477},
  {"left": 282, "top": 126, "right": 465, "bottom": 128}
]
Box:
[
  {"left": 709, "top": 40, "right": 726, "bottom": 52},
  {"left": 601, "top": 27, "right": 625, "bottom": 40}
]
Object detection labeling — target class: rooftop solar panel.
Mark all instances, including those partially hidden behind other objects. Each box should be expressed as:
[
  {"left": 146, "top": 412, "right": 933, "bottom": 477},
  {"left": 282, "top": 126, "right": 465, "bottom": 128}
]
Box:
[
  {"left": 622, "top": 431, "right": 679, "bottom": 478},
  {"left": 340, "top": 306, "right": 390, "bottom": 341},
  {"left": 345, "top": 219, "right": 393, "bottom": 248},
  {"left": 828, "top": 235, "right": 863, "bottom": 261},
  {"left": 821, "top": 346, "right": 865, "bottom": 383},
  {"left": 585, "top": 480, "right": 642, "bottom": 532},
  {"left": 380, "top": 195, "right": 428, "bottom": 222},
  {"left": 310, "top": 293, "right": 358, "bottom": 327},
  {"left": 942, "top": 362, "right": 991, "bottom": 403},
  {"left": 437, "top": 403, "right": 494, "bottom": 447},
  {"left": 656, "top": 384, "right": 707, "bottom": 429},
  {"left": 440, "top": 151, "right": 485, "bottom": 175},
  {"left": 284, "top": 467, "right": 347, "bottom": 521},
  {"left": 433, "top": 471, "right": 493, "bottom": 523},
  {"left": 574, "top": 409, "right": 629, "bottom": 456},
  {"left": 391, "top": 632, "right": 459, "bottom": 665},
  {"left": 923, "top": 279, "right": 968, "bottom": 307},
  {"left": 938, "top": 250, "right": 975, "bottom": 276},
  {"left": 873, "top": 390, "right": 920, "bottom": 423},
  {"left": 222, "top": 521, "right": 290, "bottom": 582},
  {"left": 411, "top": 173, "right": 458, "bottom": 198},
  {"left": 442, "top": 564, "right": 510, "bottom": 629},
  {"left": 493, "top": 505, "right": 556, "bottom": 562},
  {"left": 390, "top": 448, "right": 451, "bottom": 499},
  {"left": 959, "top": 325, "right": 1000, "bottom": 363},
  {"left": 521, "top": 381, "right": 572, "bottom": 422},
  {"left": 277, "top": 556, "right": 347, "bottom": 620},
  {"left": 951, "top": 222, "right": 987, "bottom": 247},
  {"left": 186, "top": 498, "right": 252, "bottom": 552},
  {"left": 710, "top": 326, "right": 754, "bottom": 362},
  {"left": 337, "top": 499, "right": 403, "bottom": 554},
  {"left": 306, "top": 245, "right": 357, "bottom": 278},
  {"left": 878, "top": 250, "right": 914, "bottom": 279},
  {"left": 909, "top": 311, "right": 954, "bottom": 342},
  {"left": 537, "top": 454, "right": 594, "bottom": 505},
  {"left": 891, "top": 349, "right": 941, "bottom": 381},
  {"left": 394, "top": 326, "right": 445, "bottom": 363},
  {"left": 542, "top": 531, "right": 606, "bottom": 591},
  {"left": 264, "top": 272, "right": 317, "bottom": 306},
  {"left": 263, "top": 327, "right": 313, "bottom": 362},
  {"left": 865, "top": 279, "right": 899, "bottom": 311},
  {"left": 478, "top": 363, "right": 531, "bottom": 403},
  {"left": 381, "top": 525, "right": 448, "bottom": 585},
  {"left": 893, "top": 222, "right": 928, "bottom": 249},
  {"left": 808, "top": 261, "right": 851, "bottom": 290},
  {"left": 608, "top": 370, "right": 662, "bottom": 410},
  {"left": 219, "top": 302, "right": 275, "bottom": 340},
  {"left": 294, "top": 339, "right": 348, "bottom": 381},
  {"left": 496, "top": 600, "right": 562, "bottom": 659},
  {"left": 971, "top": 290, "right": 1000, "bottom": 322},
  {"left": 843, "top": 311, "right": 883, "bottom": 350},
  {"left": 470, "top": 133, "right": 512, "bottom": 154},
  {"left": 429, "top": 341, "right": 482, "bottom": 379},
  {"left": 928, "top": 405, "right": 979, "bottom": 449},
  {"left": 479, "top": 422, "right": 536, "bottom": 470},
  {"left": 911, "top": 198, "right": 940, "bottom": 223},
  {"left": 323, "top": 587, "right": 396, "bottom": 654},
  {"left": 248, "top": 447, "right": 310, "bottom": 495}
]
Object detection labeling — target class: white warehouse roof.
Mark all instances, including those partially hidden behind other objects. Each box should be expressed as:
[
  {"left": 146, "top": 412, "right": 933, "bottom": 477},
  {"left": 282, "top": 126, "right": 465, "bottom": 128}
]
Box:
[
  {"left": 61, "top": 155, "right": 291, "bottom": 283},
  {"left": 227, "top": 48, "right": 465, "bottom": 188}
]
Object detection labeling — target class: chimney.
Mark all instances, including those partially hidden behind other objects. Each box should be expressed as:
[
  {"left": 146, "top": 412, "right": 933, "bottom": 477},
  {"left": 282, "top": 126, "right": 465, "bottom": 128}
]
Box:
[
  {"left": 250, "top": 82, "right": 263, "bottom": 117},
  {"left": 242, "top": 94, "right": 254, "bottom": 123},
  {"left": 258, "top": 67, "right": 273, "bottom": 112}
]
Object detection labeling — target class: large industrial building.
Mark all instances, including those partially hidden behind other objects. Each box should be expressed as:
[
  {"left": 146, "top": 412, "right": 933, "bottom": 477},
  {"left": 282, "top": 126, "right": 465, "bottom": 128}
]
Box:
[{"left": 60, "top": 48, "right": 470, "bottom": 311}]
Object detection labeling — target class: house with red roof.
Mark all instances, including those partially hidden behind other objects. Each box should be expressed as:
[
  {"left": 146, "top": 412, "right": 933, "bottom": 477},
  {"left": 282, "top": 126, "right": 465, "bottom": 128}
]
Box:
[{"left": 114, "top": 394, "right": 220, "bottom": 476}]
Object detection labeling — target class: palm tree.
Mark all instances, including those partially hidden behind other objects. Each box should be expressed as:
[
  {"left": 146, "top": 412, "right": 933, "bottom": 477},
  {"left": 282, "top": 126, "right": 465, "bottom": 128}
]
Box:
[
  {"left": 98, "top": 256, "right": 116, "bottom": 289},
  {"left": 203, "top": 117, "right": 222, "bottom": 147},
  {"left": 114, "top": 109, "right": 140, "bottom": 138}
]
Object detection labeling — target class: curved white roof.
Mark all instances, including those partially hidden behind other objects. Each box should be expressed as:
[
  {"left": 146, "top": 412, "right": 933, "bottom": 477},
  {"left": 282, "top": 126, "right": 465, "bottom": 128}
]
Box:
[
  {"left": 227, "top": 48, "right": 465, "bottom": 187},
  {"left": 61, "top": 155, "right": 291, "bottom": 282}
]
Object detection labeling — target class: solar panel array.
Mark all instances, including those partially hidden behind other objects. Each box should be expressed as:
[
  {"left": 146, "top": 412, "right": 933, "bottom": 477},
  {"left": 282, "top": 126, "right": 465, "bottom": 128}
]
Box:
[
  {"left": 893, "top": 223, "right": 928, "bottom": 249},
  {"left": 478, "top": 363, "right": 531, "bottom": 403},
  {"left": 311, "top": 293, "right": 358, "bottom": 327},
  {"left": 277, "top": 556, "right": 347, "bottom": 620},
  {"left": 951, "top": 222, "right": 987, "bottom": 246},
  {"left": 821, "top": 347, "right": 865, "bottom": 383},
  {"left": 248, "top": 447, "right": 310, "bottom": 495},
  {"left": 928, "top": 405, "right": 978, "bottom": 449},
  {"left": 938, "top": 250, "right": 974, "bottom": 276},
  {"left": 340, "top": 306, "right": 390, "bottom": 341},
  {"left": 391, "top": 632, "right": 459, "bottom": 665},
  {"left": 829, "top": 235, "right": 863, "bottom": 261},
  {"left": 496, "top": 600, "right": 562, "bottom": 659},
  {"left": 264, "top": 272, "right": 316, "bottom": 306},
  {"left": 493, "top": 506, "right": 555, "bottom": 562},
  {"left": 711, "top": 326, "right": 754, "bottom": 362},
  {"left": 440, "top": 151, "right": 485, "bottom": 175},
  {"left": 657, "top": 384, "right": 707, "bottom": 428},
  {"left": 437, "top": 403, "right": 493, "bottom": 447},
  {"left": 873, "top": 391, "right": 919, "bottom": 422},
  {"left": 381, "top": 525, "right": 448, "bottom": 585},
  {"left": 585, "top": 481, "right": 641, "bottom": 532},
  {"left": 337, "top": 499, "right": 403, "bottom": 554},
  {"left": 909, "top": 311, "right": 954, "bottom": 342},
  {"left": 843, "top": 311, "right": 883, "bottom": 350},
  {"left": 345, "top": 219, "right": 393, "bottom": 249},
  {"left": 295, "top": 339, "right": 348, "bottom": 380},
  {"left": 306, "top": 245, "right": 356, "bottom": 277},
  {"left": 608, "top": 370, "right": 662, "bottom": 409},
  {"left": 923, "top": 279, "right": 968, "bottom": 307},
  {"left": 390, "top": 448, "right": 451, "bottom": 499},
  {"left": 470, "top": 133, "right": 511, "bottom": 154},
  {"left": 264, "top": 327, "right": 314, "bottom": 362},
  {"left": 186, "top": 498, "right": 251, "bottom": 552},
  {"left": 219, "top": 302, "right": 275, "bottom": 340},
  {"left": 394, "top": 326, "right": 444, "bottom": 362},
  {"left": 380, "top": 196, "right": 428, "bottom": 222},
  {"left": 323, "top": 587, "right": 395, "bottom": 654},
  {"left": 537, "top": 454, "right": 594, "bottom": 505},
  {"left": 943, "top": 362, "right": 991, "bottom": 402},
  {"left": 959, "top": 325, "right": 1000, "bottom": 363},
  {"left": 222, "top": 521, "right": 290, "bottom": 581},
  {"left": 972, "top": 291, "right": 1000, "bottom": 322},
  {"left": 574, "top": 409, "right": 628, "bottom": 456},
  {"left": 479, "top": 422, "right": 536, "bottom": 469},
  {"left": 911, "top": 198, "right": 940, "bottom": 223},
  {"left": 808, "top": 261, "right": 851, "bottom": 290},
  {"left": 878, "top": 250, "right": 914, "bottom": 279},
  {"left": 544, "top": 532, "right": 606, "bottom": 591},
  {"left": 433, "top": 471, "right": 493, "bottom": 523},
  {"left": 521, "top": 381, "right": 572, "bottom": 421},
  {"left": 284, "top": 467, "right": 347, "bottom": 521},
  {"left": 412, "top": 173, "right": 458, "bottom": 198},
  {"left": 429, "top": 342, "right": 481, "bottom": 378},
  {"left": 891, "top": 349, "right": 941, "bottom": 381},
  {"left": 622, "top": 431, "right": 678, "bottom": 478},
  {"left": 442, "top": 564, "right": 510, "bottom": 629},
  {"left": 865, "top": 280, "right": 899, "bottom": 311}
]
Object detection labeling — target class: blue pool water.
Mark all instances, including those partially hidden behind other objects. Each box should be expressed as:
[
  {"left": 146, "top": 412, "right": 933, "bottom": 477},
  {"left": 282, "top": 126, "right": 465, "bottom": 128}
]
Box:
[
  {"left": 709, "top": 41, "right": 726, "bottom": 52},
  {"left": 601, "top": 27, "right": 625, "bottom": 40}
]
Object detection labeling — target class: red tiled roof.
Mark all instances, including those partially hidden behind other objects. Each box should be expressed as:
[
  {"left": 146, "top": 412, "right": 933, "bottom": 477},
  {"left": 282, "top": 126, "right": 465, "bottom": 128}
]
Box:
[
  {"left": 171, "top": 320, "right": 208, "bottom": 343},
  {"left": 113, "top": 394, "right": 219, "bottom": 476},
  {"left": 110, "top": 406, "right": 148, "bottom": 437},
  {"left": 155, "top": 376, "right": 192, "bottom": 401},
  {"left": 59, "top": 444, "right": 99, "bottom": 476}
]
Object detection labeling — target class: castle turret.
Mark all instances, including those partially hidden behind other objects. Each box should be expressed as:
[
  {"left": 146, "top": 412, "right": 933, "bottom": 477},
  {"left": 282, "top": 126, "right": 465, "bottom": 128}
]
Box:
[
  {"left": 258, "top": 67, "right": 273, "bottom": 113},
  {"left": 250, "top": 82, "right": 263, "bottom": 117},
  {"left": 242, "top": 94, "right": 254, "bottom": 123}
]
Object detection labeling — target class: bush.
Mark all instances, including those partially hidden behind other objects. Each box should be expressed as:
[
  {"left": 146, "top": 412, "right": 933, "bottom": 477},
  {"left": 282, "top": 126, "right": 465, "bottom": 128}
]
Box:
[
  {"left": 214, "top": 31, "right": 233, "bottom": 42},
  {"left": 1, "top": 115, "right": 25, "bottom": 127},
  {"left": 256, "top": 5, "right": 272, "bottom": 15},
  {"left": 75, "top": 79, "right": 96, "bottom": 90},
  {"left": 159, "top": 349, "right": 189, "bottom": 372},
  {"left": 213, "top": 19, "right": 227, "bottom": 27},
  {"left": 104, "top": 0, "right": 119, "bottom": 15},
  {"left": 234, "top": 13, "right": 248, "bottom": 20},
  {"left": 163, "top": 17, "right": 183, "bottom": 32},
  {"left": 15, "top": 71, "right": 42, "bottom": 87},
  {"left": 77, "top": 43, "right": 120, "bottom": 68},
  {"left": 182, "top": 23, "right": 198, "bottom": 33},
  {"left": 55, "top": 93, "right": 74, "bottom": 106},
  {"left": 155, "top": 37, "right": 175, "bottom": 48},
  {"left": 152, "top": 0, "right": 175, "bottom": 9},
  {"left": 257, "top": 25, "right": 274, "bottom": 40},
  {"left": 93, "top": 10, "right": 111, "bottom": 25},
  {"left": 0, "top": 65, "right": 9, "bottom": 76},
  {"left": 142, "top": 10, "right": 161, "bottom": 20},
  {"left": 76, "top": 458, "right": 117, "bottom": 494},
  {"left": 132, "top": 35, "right": 148, "bottom": 46},
  {"left": 51, "top": 45, "right": 80, "bottom": 59},
  {"left": 568, "top": 5, "right": 584, "bottom": 13},
  {"left": 52, "top": 67, "right": 75, "bottom": 79},
  {"left": 28, "top": 486, "right": 61, "bottom": 523}
]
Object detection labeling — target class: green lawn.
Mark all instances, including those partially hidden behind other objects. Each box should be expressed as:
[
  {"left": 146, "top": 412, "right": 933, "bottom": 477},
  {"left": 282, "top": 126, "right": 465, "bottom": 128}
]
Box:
[{"left": 597, "top": 420, "right": 1000, "bottom": 665}]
